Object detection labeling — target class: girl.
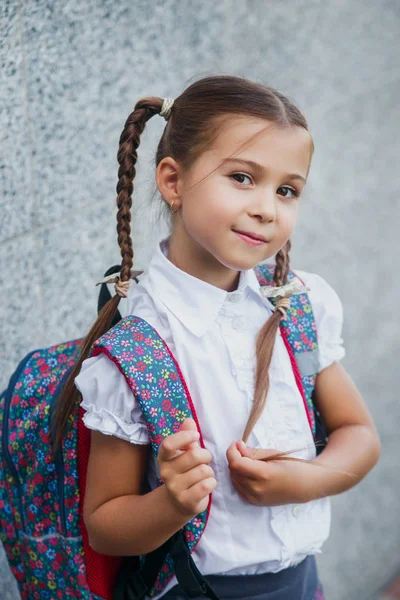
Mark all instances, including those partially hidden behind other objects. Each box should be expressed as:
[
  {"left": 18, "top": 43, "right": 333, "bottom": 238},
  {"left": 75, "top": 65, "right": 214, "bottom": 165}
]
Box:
[{"left": 53, "top": 76, "right": 380, "bottom": 600}]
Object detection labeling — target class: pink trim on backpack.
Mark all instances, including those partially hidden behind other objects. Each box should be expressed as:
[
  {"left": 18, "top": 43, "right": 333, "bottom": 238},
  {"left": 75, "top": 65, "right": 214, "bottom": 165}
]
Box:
[{"left": 279, "top": 327, "right": 314, "bottom": 433}]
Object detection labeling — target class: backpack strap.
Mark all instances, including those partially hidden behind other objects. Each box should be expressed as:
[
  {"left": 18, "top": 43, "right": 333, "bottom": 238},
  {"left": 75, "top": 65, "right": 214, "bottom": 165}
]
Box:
[
  {"left": 254, "top": 264, "right": 319, "bottom": 436},
  {"left": 92, "top": 317, "right": 213, "bottom": 597},
  {"left": 113, "top": 531, "right": 221, "bottom": 600}
]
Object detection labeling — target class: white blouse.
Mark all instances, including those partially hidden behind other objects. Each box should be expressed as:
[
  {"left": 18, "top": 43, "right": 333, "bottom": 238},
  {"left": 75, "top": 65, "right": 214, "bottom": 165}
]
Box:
[{"left": 75, "top": 239, "right": 345, "bottom": 599}]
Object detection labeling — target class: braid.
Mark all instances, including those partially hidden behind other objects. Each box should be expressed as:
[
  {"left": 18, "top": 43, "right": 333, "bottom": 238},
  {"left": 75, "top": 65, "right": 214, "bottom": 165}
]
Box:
[
  {"left": 242, "top": 239, "right": 293, "bottom": 442},
  {"left": 51, "top": 97, "right": 163, "bottom": 454},
  {"left": 116, "top": 99, "right": 162, "bottom": 282},
  {"left": 274, "top": 239, "right": 291, "bottom": 286}
]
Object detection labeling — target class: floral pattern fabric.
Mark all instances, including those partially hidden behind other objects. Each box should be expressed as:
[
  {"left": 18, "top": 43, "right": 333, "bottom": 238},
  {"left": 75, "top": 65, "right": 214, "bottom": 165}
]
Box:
[{"left": 0, "top": 339, "right": 95, "bottom": 599}]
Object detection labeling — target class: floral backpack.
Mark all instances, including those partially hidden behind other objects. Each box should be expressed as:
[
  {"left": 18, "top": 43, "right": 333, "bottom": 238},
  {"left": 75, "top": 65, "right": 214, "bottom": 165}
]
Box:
[{"left": 0, "top": 263, "right": 327, "bottom": 600}]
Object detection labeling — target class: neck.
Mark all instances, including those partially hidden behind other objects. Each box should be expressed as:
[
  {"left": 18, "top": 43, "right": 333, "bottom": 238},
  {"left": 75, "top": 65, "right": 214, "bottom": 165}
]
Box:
[{"left": 166, "top": 234, "right": 240, "bottom": 292}]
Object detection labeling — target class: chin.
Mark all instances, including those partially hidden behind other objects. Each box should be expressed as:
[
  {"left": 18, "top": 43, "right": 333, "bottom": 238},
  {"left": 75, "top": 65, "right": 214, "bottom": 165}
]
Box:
[{"left": 219, "top": 253, "right": 269, "bottom": 272}]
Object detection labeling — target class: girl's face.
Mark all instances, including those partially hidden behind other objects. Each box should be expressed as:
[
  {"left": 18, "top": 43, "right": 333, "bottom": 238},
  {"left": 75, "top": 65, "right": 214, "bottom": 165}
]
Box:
[{"left": 160, "top": 117, "right": 312, "bottom": 289}]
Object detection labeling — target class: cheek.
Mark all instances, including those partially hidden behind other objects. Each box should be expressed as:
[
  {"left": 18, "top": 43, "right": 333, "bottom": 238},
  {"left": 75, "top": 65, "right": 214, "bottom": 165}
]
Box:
[
  {"left": 183, "top": 195, "right": 212, "bottom": 230},
  {"left": 202, "top": 181, "right": 243, "bottom": 226},
  {"left": 278, "top": 204, "right": 298, "bottom": 237},
  {"left": 207, "top": 200, "right": 237, "bottom": 228},
  {"left": 184, "top": 183, "right": 236, "bottom": 229}
]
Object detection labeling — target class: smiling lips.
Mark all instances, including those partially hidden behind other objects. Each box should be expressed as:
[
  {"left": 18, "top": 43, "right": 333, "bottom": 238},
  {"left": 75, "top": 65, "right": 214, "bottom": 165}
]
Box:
[{"left": 233, "top": 230, "right": 269, "bottom": 246}]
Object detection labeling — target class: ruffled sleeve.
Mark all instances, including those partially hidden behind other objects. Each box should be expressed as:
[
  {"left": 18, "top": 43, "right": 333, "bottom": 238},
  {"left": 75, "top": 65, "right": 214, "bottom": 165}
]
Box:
[
  {"left": 296, "top": 271, "right": 346, "bottom": 373},
  {"left": 74, "top": 354, "right": 150, "bottom": 444}
]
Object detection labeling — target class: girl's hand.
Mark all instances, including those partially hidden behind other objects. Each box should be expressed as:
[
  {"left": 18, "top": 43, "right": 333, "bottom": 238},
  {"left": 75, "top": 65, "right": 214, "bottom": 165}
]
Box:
[
  {"left": 226, "top": 440, "right": 314, "bottom": 506},
  {"left": 158, "top": 418, "right": 217, "bottom": 518}
]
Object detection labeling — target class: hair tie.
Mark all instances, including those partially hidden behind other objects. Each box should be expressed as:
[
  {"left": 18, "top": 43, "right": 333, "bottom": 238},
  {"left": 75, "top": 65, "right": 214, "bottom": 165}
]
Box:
[
  {"left": 275, "top": 297, "right": 291, "bottom": 319},
  {"left": 96, "top": 270, "right": 144, "bottom": 298},
  {"left": 259, "top": 276, "right": 310, "bottom": 320},
  {"left": 114, "top": 279, "right": 130, "bottom": 298},
  {"left": 160, "top": 97, "right": 174, "bottom": 121},
  {"left": 260, "top": 277, "right": 310, "bottom": 300}
]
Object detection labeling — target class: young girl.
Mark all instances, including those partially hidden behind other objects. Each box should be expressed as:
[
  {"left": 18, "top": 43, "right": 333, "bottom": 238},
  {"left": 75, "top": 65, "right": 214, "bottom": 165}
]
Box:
[{"left": 53, "top": 76, "right": 380, "bottom": 600}]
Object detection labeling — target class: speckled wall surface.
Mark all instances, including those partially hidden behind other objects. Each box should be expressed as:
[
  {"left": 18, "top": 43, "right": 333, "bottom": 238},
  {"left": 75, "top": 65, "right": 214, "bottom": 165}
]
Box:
[{"left": 1, "top": 1, "right": 399, "bottom": 599}]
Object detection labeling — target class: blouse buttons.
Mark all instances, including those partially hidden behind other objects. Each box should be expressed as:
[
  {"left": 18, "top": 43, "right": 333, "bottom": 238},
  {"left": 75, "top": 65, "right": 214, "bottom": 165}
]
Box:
[
  {"left": 292, "top": 505, "right": 301, "bottom": 518},
  {"left": 227, "top": 293, "right": 241, "bottom": 303},
  {"left": 232, "top": 317, "right": 245, "bottom": 330}
]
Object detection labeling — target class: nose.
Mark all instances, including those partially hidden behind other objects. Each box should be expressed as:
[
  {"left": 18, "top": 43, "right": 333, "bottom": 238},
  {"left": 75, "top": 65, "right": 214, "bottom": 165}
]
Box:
[{"left": 249, "top": 189, "right": 277, "bottom": 223}]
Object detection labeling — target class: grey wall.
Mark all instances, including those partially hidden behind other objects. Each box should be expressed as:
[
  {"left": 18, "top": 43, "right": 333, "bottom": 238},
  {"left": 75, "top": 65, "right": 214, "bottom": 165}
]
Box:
[{"left": 1, "top": 1, "right": 399, "bottom": 599}]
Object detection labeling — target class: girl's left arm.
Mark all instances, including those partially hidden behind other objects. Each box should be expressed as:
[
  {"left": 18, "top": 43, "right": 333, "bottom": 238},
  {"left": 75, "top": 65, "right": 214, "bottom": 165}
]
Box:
[
  {"left": 308, "top": 360, "right": 381, "bottom": 497},
  {"left": 227, "top": 361, "right": 381, "bottom": 506}
]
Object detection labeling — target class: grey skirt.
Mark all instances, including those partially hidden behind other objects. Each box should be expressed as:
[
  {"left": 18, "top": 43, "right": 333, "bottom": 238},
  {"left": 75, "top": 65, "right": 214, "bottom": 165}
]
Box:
[{"left": 161, "top": 555, "right": 325, "bottom": 600}]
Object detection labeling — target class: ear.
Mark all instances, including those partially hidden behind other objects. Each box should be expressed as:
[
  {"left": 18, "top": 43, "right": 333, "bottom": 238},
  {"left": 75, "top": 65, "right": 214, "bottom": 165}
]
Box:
[{"left": 156, "top": 157, "right": 183, "bottom": 210}]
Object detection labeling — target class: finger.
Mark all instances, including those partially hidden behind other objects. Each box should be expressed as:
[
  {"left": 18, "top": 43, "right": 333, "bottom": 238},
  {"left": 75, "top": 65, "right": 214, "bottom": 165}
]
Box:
[
  {"left": 228, "top": 453, "right": 265, "bottom": 480},
  {"left": 179, "top": 463, "right": 215, "bottom": 489},
  {"left": 181, "top": 417, "right": 198, "bottom": 432},
  {"left": 171, "top": 446, "right": 213, "bottom": 475},
  {"left": 184, "top": 475, "right": 217, "bottom": 502},
  {"left": 180, "top": 418, "right": 200, "bottom": 451},
  {"left": 237, "top": 441, "right": 279, "bottom": 462},
  {"left": 236, "top": 440, "right": 257, "bottom": 458},
  {"left": 226, "top": 440, "right": 243, "bottom": 466},
  {"left": 226, "top": 441, "right": 258, "bottom": 477},
  {"left": 158, "top": 430, "right": 200, "bottom": 461}
]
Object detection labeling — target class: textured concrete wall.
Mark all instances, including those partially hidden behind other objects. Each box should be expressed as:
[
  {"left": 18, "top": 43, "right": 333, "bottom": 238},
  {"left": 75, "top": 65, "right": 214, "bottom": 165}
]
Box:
[{"left": 1, "top": 1, "right": 399, "bottom": 599}]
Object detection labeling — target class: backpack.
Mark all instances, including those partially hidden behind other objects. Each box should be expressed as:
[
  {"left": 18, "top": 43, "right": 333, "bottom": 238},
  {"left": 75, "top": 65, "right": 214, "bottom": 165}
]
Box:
[{"left": 0, "top": 264, "right": 327, "bottom": 600}]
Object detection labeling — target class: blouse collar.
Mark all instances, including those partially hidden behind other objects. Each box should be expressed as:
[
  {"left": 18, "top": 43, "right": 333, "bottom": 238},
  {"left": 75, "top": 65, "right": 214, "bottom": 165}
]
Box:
[{"left": 145, "top": 239, "right": 266, "bottom": 337}]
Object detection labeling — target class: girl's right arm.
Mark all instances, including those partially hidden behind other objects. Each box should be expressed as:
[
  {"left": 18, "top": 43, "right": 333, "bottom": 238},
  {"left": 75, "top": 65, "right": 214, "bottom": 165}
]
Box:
[{"left": 84, "top": 418, "right": 216, "bottom": 556}]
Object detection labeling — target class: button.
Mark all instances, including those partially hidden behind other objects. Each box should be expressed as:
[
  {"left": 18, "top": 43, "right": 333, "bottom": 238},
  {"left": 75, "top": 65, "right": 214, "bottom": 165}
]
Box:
[
  {"left": 232, "top": 317, "right": 244, "bottom": 330},
  {"left": 292, "top": 505, "right": 301, "bottom": 518},
  {"left": 227, "top": 293, "right": 241, "bottom": 303}
]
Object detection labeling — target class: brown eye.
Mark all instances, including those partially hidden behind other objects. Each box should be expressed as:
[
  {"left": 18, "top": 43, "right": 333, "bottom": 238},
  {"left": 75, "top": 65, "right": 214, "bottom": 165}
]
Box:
[
  {"left": 231, "top": 173, "right": 252, "bottom": 185},
  {"left": 277, "top": 186, "right": 299, "bottom": 199}
]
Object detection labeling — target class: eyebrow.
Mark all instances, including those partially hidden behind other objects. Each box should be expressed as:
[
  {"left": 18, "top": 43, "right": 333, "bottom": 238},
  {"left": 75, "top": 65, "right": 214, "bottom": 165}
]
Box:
[{"left": 222, "top": 157, "right": 307, "bottom": 184}]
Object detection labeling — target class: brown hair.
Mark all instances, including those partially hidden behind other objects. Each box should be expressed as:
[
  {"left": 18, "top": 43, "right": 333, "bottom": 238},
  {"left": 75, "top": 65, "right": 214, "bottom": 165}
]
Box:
[{"left": 51, "top": 76, "right": 312, "bottom": 453}]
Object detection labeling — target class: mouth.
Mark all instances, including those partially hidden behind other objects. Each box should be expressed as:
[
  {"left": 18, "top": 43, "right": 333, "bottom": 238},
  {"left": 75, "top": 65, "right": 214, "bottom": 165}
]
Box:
[{"left": 233, "top": 230, "right": 269, "bottom": 247}]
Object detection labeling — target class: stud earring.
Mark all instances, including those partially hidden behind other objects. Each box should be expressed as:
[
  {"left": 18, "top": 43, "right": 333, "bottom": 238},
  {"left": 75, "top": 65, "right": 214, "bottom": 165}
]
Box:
[{"left": 169, "top": 200, "right": 179, "bottom": 213}]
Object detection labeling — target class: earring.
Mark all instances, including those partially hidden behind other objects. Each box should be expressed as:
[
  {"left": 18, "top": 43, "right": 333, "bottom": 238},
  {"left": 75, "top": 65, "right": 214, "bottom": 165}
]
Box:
[{"left": 170, "top": 200, "right": 179, "bottom": 213}]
